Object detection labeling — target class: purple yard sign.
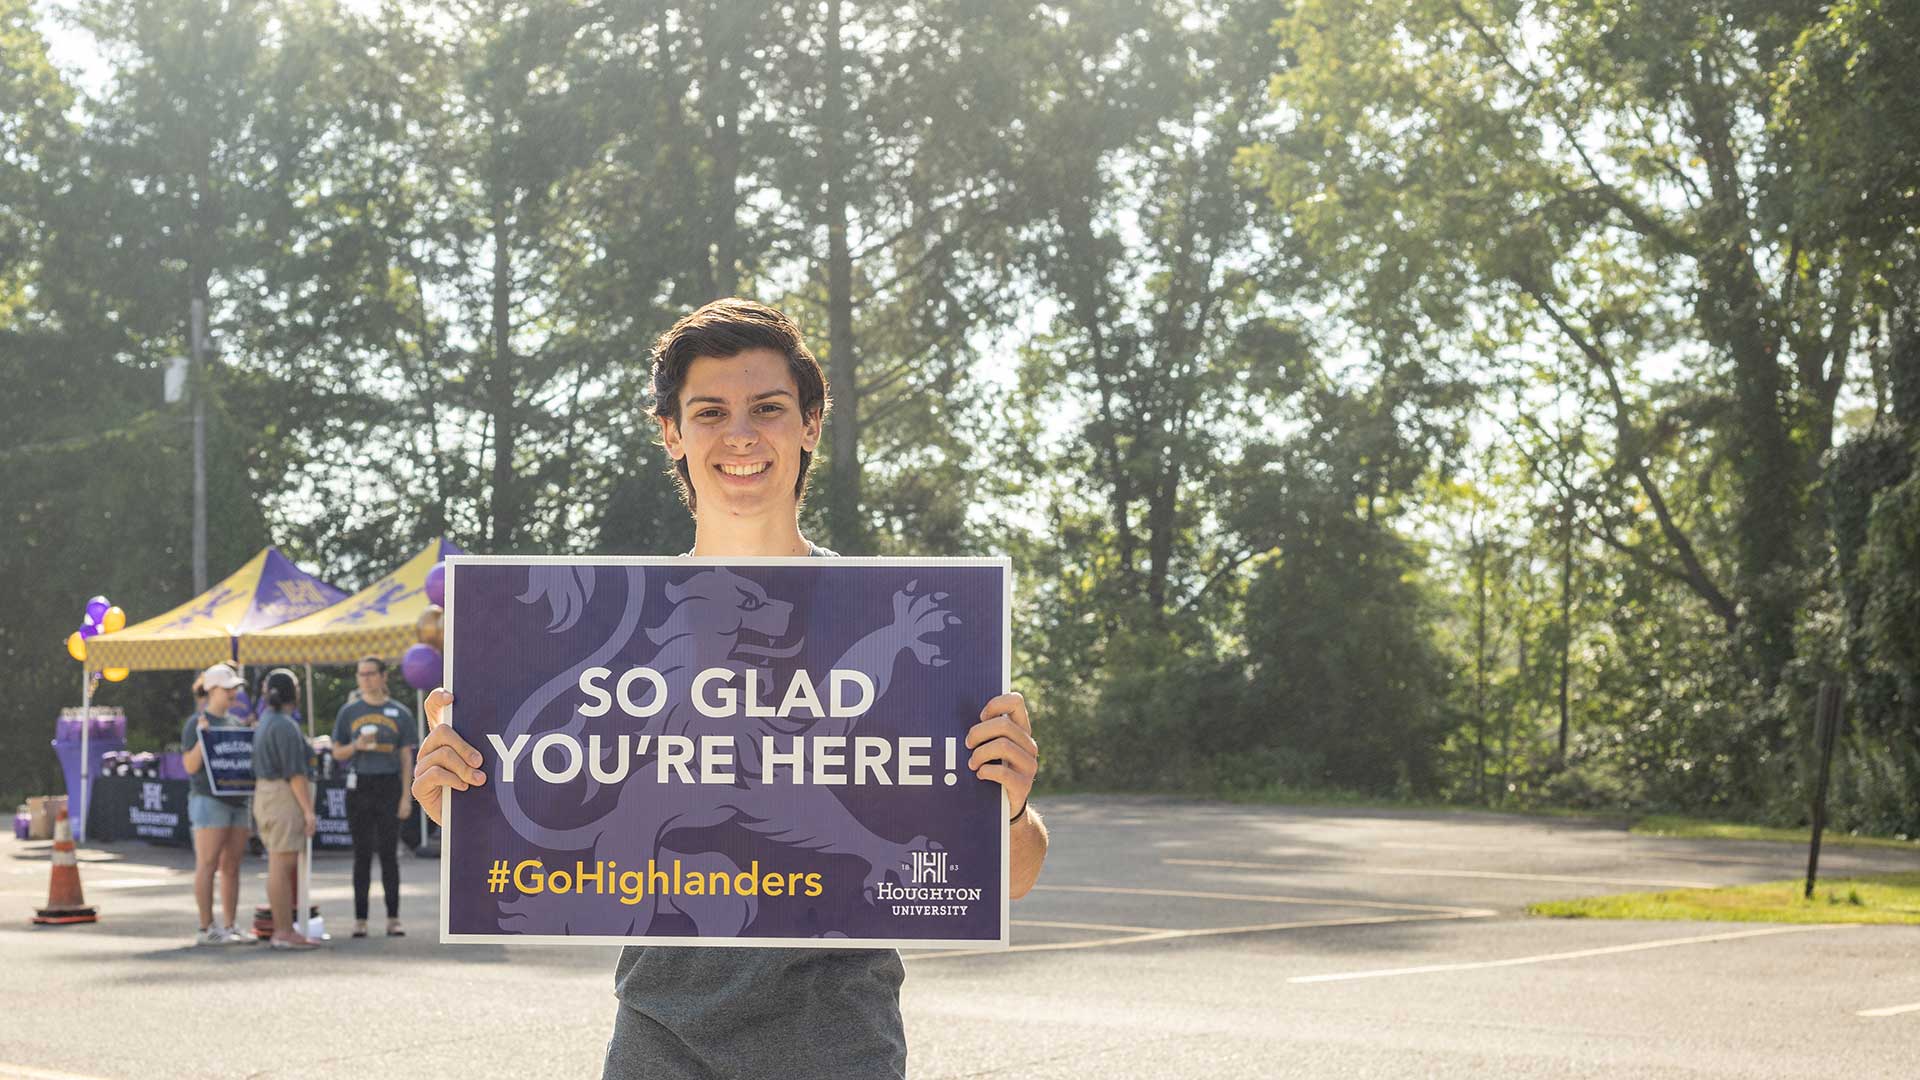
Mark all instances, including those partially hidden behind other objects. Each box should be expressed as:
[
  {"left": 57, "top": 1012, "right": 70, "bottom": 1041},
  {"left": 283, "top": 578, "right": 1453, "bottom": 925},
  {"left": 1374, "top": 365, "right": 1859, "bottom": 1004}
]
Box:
[
  {"left": 200, "top": 727, "right": 256, "bottom": 797},
  {"left": 440, "top": 556, "right": 1011, "bottom": 949}
]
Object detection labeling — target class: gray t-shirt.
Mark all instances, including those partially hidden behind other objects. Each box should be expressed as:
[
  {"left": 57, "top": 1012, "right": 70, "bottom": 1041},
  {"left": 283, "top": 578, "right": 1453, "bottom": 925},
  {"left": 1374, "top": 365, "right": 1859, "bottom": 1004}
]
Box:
[
  {"left": 605, "top": 541, "right": 907, "bottom": 1080},
  {"left": 333, "top": 698, "right": 416, "bottom": 776},
  {"left": 252, "top": 708, "right": 310, "bottom": 781}
]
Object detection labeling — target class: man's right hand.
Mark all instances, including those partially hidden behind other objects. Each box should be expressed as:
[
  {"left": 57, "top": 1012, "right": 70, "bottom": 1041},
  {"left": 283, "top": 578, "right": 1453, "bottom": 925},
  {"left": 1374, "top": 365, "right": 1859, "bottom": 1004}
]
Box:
[{"left": 410, "top": 688, "right": 485, "bottom": 826}]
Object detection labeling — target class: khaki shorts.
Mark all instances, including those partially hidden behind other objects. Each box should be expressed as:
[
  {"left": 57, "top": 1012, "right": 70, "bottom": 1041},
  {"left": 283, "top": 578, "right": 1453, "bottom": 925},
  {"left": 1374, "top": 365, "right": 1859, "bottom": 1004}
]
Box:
[{"left": 253, "top": 779, "right": 305, "bottom": 853}]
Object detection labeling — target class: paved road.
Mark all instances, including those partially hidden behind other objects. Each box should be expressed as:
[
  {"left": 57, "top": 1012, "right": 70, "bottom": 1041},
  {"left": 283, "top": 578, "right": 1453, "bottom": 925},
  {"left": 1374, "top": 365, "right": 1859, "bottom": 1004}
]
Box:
[{"left": 5, "top": 796, "right": 1919, "bottom": 1078}]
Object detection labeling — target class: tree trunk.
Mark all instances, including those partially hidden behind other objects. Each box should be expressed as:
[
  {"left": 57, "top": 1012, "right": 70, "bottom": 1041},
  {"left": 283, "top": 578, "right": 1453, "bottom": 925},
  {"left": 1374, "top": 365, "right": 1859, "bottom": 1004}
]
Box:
[
  {"left": 822, "top": 0, "right": 861, "bottom": 551},
  {"left": 1506, "top": 616, "right": 1524, "bottom": 799},
  {"left": 658, "top": 5, "right": 696, "bottom": 301},
  {"left": 1145, "top": 443, "right": 1179, "bottom": 615},
  {"left": 1687, "top": 79, "right": 1802, "bottom": 688},
  {"left": 1473, "top": 515, "right": 1488, "bottom": 802},
  {"left": 1556, "top": 493, "right": 1572, "bottom": 770},
  {"left": 703, "top": 0, "right": 740, "bottom": 298},
  {"left": 1058, "top": 200, "right": 1137, "bottom": 594},
  {"left": 487, "top": 207, "right": 518, "bottom": 550}
]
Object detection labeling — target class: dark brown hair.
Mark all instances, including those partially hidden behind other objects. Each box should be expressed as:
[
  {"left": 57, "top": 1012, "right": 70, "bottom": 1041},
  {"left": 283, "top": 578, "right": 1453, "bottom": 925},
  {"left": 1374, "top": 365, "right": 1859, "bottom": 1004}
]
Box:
[
  {"left": 357, "top": 656, "right": 388, "bottom": 675},
  {"left": 263, "top": 669, "right": 300, "bottom": 710},
  {"left": 648, "top": 298, "right": 831, "bottom": 511}
]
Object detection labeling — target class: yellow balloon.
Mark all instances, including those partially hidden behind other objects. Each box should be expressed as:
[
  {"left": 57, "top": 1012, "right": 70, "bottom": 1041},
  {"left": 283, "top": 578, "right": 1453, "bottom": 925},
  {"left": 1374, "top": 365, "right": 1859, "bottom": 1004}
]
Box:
[
  {"left": 66, "top": 631, "right": 86, "bottom": 662},
  {"left": 102, "top": 606, "right": 126, "bottom": 633},
  {"left": 103, "top": 667, "right": 129, "bottom": 682},
  {"left": 416, "top": 604, "right": 444, "bottom": 651}
]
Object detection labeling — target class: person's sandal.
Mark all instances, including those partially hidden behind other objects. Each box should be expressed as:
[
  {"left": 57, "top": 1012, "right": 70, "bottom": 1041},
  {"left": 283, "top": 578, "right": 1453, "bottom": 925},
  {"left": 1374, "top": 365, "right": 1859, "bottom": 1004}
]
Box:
[
  {"left": 351, "top": 920, "right": 368, "bottom": 938},
  {"left": 269, "top": 934, "right": 318, "bottom": 951},
  {"left": 386, "top": 918, "right": 405, "bottom": 937}
]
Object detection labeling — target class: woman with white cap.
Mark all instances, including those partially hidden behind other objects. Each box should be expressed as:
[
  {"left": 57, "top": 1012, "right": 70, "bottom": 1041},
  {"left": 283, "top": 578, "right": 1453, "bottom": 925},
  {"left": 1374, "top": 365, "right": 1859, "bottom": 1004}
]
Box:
[{"left": 178, "top": 663, "right": 251, "bottom": 944}]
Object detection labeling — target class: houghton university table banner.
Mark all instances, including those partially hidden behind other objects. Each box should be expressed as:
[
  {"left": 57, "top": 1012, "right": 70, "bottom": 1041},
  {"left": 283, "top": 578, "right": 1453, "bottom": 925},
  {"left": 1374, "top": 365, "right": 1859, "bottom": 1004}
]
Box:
[{"left": 440, "top": 556, "right": 1011, "bottom": 948}]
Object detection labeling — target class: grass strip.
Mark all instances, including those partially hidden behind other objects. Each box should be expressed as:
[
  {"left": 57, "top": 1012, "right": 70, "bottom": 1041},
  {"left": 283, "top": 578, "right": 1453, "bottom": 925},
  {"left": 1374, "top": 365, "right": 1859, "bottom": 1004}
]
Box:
[
  {"left": 1529, "top": 872, "right": 1920, "bottom": 925},
  {"left": 1034, "top": 789, "right": 1920, "bottom": 849},
  {"left": 1630, "top": 815, "right": 1920, "bottom": 852}
]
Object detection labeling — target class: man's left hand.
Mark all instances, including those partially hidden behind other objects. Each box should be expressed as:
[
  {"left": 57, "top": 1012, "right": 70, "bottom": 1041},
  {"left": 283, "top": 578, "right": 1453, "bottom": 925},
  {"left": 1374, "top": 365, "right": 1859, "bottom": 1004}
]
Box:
[
  {"left": 967, "top": 691, "right": 1038, "bottom": 821},
  {"left": 397, "top": 796, "right": 413, "bottom": 822}
]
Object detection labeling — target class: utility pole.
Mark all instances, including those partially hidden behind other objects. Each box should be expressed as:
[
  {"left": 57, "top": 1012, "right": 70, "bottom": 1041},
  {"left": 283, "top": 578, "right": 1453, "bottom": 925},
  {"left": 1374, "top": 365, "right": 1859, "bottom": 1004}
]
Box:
[{"left": 190, "top": 297, "right": 209, "bottom": 594}]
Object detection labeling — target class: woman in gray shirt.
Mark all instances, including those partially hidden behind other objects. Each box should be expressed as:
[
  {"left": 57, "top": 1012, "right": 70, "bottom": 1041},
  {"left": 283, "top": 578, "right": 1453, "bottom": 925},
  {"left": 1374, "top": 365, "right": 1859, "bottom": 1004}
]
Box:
[{"left": 251, "top": 668, "right": 319, "bottom": 950}]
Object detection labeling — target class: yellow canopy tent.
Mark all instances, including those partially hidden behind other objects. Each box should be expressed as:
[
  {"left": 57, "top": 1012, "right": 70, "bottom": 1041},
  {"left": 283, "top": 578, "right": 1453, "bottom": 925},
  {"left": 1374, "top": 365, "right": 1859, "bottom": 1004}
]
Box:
[
  {"left": 237, "top": 538, "right": 460, "bottom": 666},
  {"left": 71, "top": 546, "right": 345, "bottom": 845},
  {"left": 84, "top": 547, "right": 349, "bottom": 674},
  {"left": 234, "top": 537, "right": 461, "bottom": 870}
]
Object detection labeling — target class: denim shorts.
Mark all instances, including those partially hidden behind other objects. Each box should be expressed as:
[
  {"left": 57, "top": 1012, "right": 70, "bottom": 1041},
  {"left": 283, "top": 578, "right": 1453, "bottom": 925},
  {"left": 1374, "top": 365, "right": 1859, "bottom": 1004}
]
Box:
[{"left": 188, "top": 793, "right": 250, "bottom": 831}]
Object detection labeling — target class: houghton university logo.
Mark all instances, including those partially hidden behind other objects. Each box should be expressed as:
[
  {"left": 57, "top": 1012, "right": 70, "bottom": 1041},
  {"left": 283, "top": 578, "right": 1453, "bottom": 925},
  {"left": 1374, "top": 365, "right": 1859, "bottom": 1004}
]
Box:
[
  {"left": 140, "top": 782, "right": 165, "bottom": 812},
  {"left": 489, "top": 564, "right": 958, "bottom": 936},
  {"left": 259, "top": 578, "right": 336, "bottom": 619},
  {"left": 911, "top": 850, "right": 950, "bottom": 884}
]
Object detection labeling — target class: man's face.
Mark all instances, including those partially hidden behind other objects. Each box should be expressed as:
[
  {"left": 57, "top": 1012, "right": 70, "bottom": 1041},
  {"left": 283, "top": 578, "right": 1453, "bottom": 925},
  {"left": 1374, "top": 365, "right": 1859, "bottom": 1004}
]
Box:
[
  {"left": 660, "top": 348, "right": 820, "bottom": 519},
  {"left": 357, "top": 663, "right": 388, "bottom": 696},
  {"left": 206, "top": 685, "right": 234, "bottom": 714}
]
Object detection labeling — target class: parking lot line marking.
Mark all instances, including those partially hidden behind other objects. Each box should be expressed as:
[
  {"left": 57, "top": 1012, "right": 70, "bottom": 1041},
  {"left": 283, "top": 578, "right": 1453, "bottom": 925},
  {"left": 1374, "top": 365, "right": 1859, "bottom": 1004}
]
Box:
[
  {"left": 1165, "top": 857, "right": 1720, "bottom": 890},
  {"left": 1288, "top": 923, "right": 1861, "bottom": 984},
  {"left": 88, "top": 877, "right": 177, "bottom": 890},
  {"left": 911, "top": 909, "right": 1496, "bottom": 962},
  {"left": 0, "top": 1064, "right": 113, "bottom": 1080},
  {"left": 1013, "top": 919, "right": 1163, "bottom": 933},
  {"left": 1032, "top": 883, "right": 1492, "bottom": 916},
  {"left": 1857, "top": 1001, "right": 1920, "bottom": 1018}
]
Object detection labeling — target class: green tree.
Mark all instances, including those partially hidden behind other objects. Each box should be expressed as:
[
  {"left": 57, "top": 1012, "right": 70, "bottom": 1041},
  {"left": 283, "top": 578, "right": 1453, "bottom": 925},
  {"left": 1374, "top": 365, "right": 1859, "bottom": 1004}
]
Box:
[{"left": 1250, "top": 0, "right": 1884, "bottom": 694}]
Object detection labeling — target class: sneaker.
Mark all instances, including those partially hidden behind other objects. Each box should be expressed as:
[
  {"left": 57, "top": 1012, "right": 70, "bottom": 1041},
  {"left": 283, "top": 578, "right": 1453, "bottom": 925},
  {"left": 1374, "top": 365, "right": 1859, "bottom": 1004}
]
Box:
[
  {"left": 195, "top": 926, "right": 224, "bottom": 946},
  {"left": 216, "top": 925, "right": 251, "bottom": 944}
]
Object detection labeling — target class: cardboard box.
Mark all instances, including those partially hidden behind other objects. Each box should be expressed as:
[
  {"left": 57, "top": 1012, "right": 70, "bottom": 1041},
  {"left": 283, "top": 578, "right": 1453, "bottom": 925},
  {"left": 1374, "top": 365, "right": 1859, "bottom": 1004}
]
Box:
[{"left": 25, "top": 795, "right": 67, "bottom": 840}]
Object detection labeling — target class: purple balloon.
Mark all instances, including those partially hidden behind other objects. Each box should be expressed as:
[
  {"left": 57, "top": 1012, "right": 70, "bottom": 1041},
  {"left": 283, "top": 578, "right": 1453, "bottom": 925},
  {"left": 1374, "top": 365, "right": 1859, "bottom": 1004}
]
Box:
[
  {"left": 401, "top": 642, "right": 442, "bottom": 689},
  {"left": 423, "top": 562, "right": 446, "bottom": 607},
  {"left": 86, "top": 596, "right": 110, "bottom": 623},
  {"left": 79, "top": 623, "right": 99, "bottom": 640}
]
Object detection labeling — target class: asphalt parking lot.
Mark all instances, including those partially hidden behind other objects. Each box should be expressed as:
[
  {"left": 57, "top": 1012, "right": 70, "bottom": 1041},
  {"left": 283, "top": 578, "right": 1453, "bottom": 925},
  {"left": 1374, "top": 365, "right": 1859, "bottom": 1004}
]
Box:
[{"left": 4, "top": 795, "right": 1918, "bottom": 1079}]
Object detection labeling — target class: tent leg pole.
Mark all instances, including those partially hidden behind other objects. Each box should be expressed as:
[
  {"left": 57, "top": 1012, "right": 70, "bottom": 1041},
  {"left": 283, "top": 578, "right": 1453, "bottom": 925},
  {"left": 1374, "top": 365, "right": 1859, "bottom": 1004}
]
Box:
[
  {"left": 413, "top": 688, "right": 425, "bottom": 843},
  {"left": 305, "top": 664, "right": 315, "bottom": 737},
  {"left": 299, "top": 835, "right": 312, "bottom": 940},
  {"left": 78, "top": 669, "right": 92, "bottom": 845}
]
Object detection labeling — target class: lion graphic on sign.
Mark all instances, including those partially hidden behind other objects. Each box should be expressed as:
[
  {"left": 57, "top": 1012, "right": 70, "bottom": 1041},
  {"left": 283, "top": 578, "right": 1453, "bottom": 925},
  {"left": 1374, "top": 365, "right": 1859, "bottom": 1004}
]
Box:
[{"left": 490, "top": 565, "right": 956, "bottom": 935}]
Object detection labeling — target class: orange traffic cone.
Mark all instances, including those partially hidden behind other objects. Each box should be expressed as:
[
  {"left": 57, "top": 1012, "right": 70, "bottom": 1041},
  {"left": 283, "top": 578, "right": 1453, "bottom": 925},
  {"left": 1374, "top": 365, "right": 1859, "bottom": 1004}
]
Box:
[{"left": 32, "top": 809, "right": 97, "bottom": 925}]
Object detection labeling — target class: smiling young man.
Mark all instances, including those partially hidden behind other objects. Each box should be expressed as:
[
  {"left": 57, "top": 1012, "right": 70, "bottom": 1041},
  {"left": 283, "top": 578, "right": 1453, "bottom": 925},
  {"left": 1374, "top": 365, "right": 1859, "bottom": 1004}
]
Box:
[{"left": 412, "top": 298, "right": 1047, "bottom": 1079}]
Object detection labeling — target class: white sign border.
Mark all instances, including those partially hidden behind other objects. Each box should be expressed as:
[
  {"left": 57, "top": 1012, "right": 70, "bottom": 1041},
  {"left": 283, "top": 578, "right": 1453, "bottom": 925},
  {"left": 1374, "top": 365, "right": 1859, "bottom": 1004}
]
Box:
[{"left": 438, "top": 554, "right": 1013, "bottom": 951}]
